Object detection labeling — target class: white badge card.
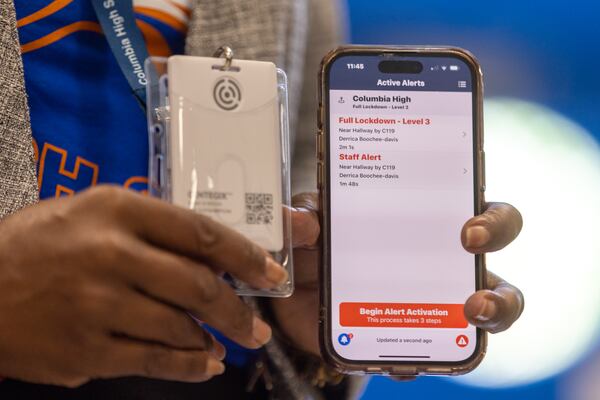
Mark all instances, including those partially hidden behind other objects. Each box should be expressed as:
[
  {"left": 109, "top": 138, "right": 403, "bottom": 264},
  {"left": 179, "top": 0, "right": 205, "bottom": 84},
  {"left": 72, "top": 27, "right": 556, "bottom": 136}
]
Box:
[
  {"left": 167, "top": 55, "right": 285, "bottom": 252},
  {"left": 145, "top": 51, "right": 294, "bottom": 298}
]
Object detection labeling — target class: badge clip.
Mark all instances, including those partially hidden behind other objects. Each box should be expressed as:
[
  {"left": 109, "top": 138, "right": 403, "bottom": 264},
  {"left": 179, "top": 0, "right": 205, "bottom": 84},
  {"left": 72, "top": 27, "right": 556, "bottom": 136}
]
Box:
[{"left": 212, "top": 46, "right": 241, "bottom": 72}]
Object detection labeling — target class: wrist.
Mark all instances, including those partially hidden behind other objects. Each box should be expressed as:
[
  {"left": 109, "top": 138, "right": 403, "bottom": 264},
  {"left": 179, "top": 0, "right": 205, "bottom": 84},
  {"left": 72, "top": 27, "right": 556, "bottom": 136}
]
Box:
[
  {"left": 270, "top": 294, "right": 320, "bottom": 355},
  {"left": 259, "top": 297, "right": 345, "bottom": 388}
]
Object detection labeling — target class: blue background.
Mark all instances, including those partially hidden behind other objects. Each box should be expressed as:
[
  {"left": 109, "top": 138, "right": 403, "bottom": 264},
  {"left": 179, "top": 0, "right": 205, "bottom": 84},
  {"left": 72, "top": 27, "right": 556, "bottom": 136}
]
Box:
[{"left": 347, "top": 1, "right": 600, "bottom": 399}]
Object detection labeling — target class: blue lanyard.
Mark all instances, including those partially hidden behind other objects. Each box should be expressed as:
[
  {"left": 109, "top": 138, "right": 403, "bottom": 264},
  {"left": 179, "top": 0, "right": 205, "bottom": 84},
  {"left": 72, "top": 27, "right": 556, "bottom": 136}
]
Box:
[{"left": 90, "top": 0, "right": 149, "bottom": 109}]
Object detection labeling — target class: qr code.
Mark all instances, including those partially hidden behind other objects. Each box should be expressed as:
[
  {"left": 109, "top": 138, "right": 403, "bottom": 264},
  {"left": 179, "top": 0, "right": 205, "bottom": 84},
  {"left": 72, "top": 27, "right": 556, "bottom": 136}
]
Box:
[{"left": 245, "top": 193, "right": 274, "bottom": 224}]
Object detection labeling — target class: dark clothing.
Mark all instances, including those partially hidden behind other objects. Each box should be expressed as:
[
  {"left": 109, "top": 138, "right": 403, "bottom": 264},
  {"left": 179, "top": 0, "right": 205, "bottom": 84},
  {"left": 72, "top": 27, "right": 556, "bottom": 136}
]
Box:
[
  {"left": 0, "top": 366, "right": 350, "bottom": 399},
  {"left": 0, "top": 366, "right": 269, "bottom": 400}
]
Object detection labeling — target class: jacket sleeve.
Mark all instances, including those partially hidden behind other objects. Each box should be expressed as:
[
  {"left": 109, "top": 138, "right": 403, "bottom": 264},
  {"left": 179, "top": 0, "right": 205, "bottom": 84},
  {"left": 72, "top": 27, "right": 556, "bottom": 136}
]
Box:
[
  {"left": 249, "top": 297, "right": 367, "bottom": 400},
  {"left": 0, "top": 0, "right": 39, "bottom": 219},
  {"left": 290, "top": 0, "right": 348, "bottom": 195}
]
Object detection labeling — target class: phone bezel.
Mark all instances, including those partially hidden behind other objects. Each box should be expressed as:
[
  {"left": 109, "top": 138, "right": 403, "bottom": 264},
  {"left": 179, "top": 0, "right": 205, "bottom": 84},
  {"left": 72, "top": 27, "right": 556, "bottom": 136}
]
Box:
[{"left": 317, "top": 46, "right": 487, "bottom": 376}]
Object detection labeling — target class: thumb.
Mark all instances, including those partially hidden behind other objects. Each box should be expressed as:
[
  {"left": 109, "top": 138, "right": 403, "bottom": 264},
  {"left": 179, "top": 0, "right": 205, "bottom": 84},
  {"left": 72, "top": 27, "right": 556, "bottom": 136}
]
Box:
[{"left": 290, "top": 193, "right": 320, "bottom": 248}]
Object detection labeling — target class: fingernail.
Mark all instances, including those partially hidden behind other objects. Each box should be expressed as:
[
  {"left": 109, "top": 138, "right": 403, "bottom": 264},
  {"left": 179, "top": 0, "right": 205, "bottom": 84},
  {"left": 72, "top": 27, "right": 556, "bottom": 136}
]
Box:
[
  {"left": 206, "top": 358, "right": 225, "bottom": 376},
  {"left": 210, "top": 337, "right": 227, "bottom": 361},
  {"left": 474, "top": 296, "right": 498, "bottom": 322},
  {"left": 265, "top": 257, "right": 288, "bottom": 286},
  {"left": 465, "top": 225, "right": 490, "bottom": 249},
  {"left": 252, "top": 316, "right": 272, "bottom": 347}
]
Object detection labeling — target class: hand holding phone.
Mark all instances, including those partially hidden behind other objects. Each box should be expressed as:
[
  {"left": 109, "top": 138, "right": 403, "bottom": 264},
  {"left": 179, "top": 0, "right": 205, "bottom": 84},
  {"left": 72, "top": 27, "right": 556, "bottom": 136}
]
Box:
[
  {"left": 268, "top": 193, "right": 524, "bottom": 374},
  {"left": 317, "top": 46, "right": 523, "bottom": 375}
]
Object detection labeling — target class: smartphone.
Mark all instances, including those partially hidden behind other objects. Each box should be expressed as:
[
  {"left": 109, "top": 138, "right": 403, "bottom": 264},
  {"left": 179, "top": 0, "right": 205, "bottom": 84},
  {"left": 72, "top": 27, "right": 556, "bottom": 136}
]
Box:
[{"left": 318, "top": 46, "right": 486, "bottom": 375}]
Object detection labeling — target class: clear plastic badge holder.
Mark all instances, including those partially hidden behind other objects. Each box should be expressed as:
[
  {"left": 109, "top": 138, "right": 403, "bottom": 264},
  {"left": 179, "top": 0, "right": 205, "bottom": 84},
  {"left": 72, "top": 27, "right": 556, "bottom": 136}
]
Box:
[{"left": 145, "top": 51, "right": 293, "bottom": 297}]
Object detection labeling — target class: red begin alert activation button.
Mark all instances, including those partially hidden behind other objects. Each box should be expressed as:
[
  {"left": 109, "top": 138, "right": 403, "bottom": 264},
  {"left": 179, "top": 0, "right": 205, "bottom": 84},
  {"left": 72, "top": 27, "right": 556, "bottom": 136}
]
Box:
[{"left": 339, "top": 302, "right": 468, "bottom": 328}]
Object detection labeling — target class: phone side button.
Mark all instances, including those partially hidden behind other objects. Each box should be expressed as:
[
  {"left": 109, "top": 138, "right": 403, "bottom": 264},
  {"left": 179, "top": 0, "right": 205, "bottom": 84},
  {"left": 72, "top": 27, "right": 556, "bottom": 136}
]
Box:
[
  {"left": 319, "top": 306, "right": 327, "bottom": 323},
  {"left": 317, "top": 162, "right": 324, "bottom": 189},
  {"left": 480, "top": 150, "right": 486, "bottom": 192},
  {"left": 316, "top": 133, "right": 324, "bottom": 160},
  {"left": 317, "top": 105, "right": 323, "bottom": 129}
]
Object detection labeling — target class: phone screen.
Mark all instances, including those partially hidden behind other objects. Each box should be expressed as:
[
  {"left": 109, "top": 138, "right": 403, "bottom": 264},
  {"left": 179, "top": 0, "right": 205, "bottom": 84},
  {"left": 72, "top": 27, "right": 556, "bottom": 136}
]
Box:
[{"left": 325, "top": 53, "right": 480, "bottom": 364}]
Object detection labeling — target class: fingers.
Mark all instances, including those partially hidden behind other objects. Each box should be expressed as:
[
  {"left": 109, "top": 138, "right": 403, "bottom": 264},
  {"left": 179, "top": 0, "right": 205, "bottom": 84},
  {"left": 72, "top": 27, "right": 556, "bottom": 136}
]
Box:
[
  {"left": 290, "top": 208, "right": 320, "bottom": 248},
  {"left": 464, "top": 271, "right": 525, "bottom": 333},
  {"left": 290, "top": 193, "right": 320, "bottom": 248},
  {"left": 122, "top": 190, "right": 288, "bottom": 289},
  {"left": 108, "top": 291, "right": 225, "bottom": 360},
  {"left": 99, "top": 337, "right": 225, "bottom": 382},
  {"left": 114, "top": 239, "right": 272, "bottom": 349},
  {"left": 461, "top": 202, "right": 523, "bottom": 253},
  {"left": 461, "top": 202, "right": 524, "bottom": 332}
]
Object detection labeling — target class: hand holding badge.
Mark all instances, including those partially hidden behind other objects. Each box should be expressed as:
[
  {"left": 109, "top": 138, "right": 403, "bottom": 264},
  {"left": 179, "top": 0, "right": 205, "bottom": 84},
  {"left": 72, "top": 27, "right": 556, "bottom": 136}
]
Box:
[{"left": 145, "top": 47, "right": 294, "bottom": 297}]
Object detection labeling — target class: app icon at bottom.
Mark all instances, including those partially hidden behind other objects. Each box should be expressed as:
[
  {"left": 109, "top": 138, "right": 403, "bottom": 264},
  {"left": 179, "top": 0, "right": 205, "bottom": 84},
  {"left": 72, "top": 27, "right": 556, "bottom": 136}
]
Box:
[
  {"left": 456, "top": 334, "right": 469, "bottom": 348},
  {"left": 338, "top": 333, "right": 353, "bottom": 346}
]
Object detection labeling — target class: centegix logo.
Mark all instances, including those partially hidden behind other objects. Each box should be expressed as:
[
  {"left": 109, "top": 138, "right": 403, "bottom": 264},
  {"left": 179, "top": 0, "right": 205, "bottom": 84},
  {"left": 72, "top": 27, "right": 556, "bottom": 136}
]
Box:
[{"left": 377, "top": 79, "right": 425, "bottom": 88}]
